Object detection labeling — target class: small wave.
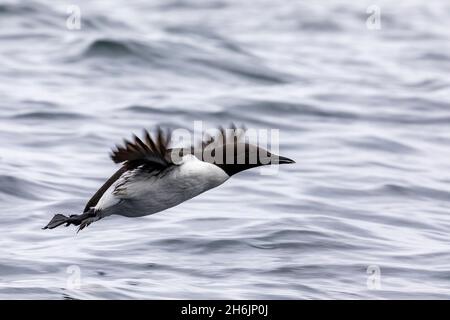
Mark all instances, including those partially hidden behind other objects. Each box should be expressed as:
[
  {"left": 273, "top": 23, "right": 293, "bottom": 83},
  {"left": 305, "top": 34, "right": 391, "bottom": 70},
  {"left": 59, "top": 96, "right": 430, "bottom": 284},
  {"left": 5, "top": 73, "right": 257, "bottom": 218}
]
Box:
[
  {"left": 20, "top": 100, "right": 59, "bottom": 108},
  {"left": 0, "top": 3, "right": 37, "bottom": 15},
  {"left": 12, "top": 111, "right": 90, "bottom": 120},
  {"left": 381, "top": 184, "right": 450, "bottom": 202},
  {"left": 122, "top": 105, "right": 191, "bottom": 116},
  {"left": 82, "top": 39, "right": 144, "bottom": 59},
  {"left": 0, "top": 262, "right": 38, "bottom": 276},
  {"left": 165, "top": 26, "right": 254, "bottom": 57},
  {"left": 298, "top": 20, "right": 343, "bottom": 32},
  {"left": 255, "top": 228, "right": 330, "bottom": 241},
  {"left": 157, "top": 0, "right": 227, "bottom": 10},
  {"left": 308, "top": 183, "right": 450, "bottom": 203},
  {"left": 74, "top": 37, "right": 292, "bottom": 85},
  {"left": 0, "top": 175, "right": 45, "bottom": 201},
  {"left": 68, "top": 38, "right": 178, "bottom": 67},
  {"left": 0, "top": 2, "right": 60, "bottom": 30},
  {"left": 190, "top": 57, "right": 292, "bottom": 84},
  {"left": 405, "top": 79, "right": 449, "bottom": 91},
  {"left": 419, "top": 52, "right": 450, "bottom": 62},
  {"left": 346, "top": 136, "right": 418, "bottom": 154},
  {"left": 226, "top": 99, "right": 358, "bottom": 120},
  {"left": 73, "top": 38, "right": 190, "bottom": 66},
  {"left": 150, "top": 236, "right": 249, "bottom": 253}
]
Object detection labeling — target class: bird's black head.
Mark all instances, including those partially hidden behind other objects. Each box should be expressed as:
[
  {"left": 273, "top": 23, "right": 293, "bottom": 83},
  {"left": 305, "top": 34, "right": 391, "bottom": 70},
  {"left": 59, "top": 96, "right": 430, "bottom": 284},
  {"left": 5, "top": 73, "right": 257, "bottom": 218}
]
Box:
[{"left": 202, "top": 142, "right": 295, "bottom": 176}]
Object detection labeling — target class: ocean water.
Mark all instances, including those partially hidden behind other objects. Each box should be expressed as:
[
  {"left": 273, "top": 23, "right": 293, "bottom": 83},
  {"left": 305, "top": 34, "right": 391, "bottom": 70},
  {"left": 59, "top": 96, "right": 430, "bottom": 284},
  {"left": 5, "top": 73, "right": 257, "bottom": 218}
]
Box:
[{"left": 1, "top": 0, "right": 450, "bottom": 299}]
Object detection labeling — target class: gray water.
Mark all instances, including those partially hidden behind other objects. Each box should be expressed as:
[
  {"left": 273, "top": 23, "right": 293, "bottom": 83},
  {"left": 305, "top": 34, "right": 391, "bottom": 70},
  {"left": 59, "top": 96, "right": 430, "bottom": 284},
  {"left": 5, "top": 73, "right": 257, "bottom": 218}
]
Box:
[{"left": 1, "top": 0, "right": 450, "bottom": 299}]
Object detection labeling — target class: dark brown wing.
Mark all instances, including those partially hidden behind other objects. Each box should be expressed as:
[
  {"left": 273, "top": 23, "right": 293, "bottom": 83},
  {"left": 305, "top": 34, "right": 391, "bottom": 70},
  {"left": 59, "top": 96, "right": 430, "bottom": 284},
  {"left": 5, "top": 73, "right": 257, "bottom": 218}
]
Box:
[
  {"left": 83, "top": 128, "right": 174, "bottom": 212},
  {"left": 110, "top": 127, "right": 173, "bottom": 169}
]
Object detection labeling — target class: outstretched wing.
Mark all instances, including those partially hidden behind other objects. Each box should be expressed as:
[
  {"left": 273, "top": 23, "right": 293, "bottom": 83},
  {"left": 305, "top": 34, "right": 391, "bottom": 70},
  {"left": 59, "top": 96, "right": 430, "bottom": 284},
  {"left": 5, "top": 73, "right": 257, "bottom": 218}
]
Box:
[
  {"left": 111, "top": 127, "right": 173, "bottom": 170},
  {"left": 83, "top": 127, "right": 174, "bottom": 213}
]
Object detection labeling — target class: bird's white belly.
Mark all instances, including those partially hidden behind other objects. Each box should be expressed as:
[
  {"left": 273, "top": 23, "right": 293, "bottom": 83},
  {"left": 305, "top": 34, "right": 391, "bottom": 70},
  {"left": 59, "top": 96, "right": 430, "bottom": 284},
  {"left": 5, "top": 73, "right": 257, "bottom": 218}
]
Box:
[{"left": 95, "top": 155, "right": 229, "bottom": 217}]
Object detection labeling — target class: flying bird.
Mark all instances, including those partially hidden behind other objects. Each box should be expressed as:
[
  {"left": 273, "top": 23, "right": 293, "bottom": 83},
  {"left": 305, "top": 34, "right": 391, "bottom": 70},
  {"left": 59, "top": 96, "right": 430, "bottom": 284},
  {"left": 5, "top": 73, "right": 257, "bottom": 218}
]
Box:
[{"left": 43, "top": 125, "right": 295, "bottom": 232}]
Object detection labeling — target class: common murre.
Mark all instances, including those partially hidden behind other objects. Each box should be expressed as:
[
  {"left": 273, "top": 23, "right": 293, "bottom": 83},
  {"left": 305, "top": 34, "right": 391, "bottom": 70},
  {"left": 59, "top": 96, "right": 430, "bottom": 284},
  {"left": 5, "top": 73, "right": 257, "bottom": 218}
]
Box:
[{"left": 43, "top": 125, "right": 295, "bottom": 232}]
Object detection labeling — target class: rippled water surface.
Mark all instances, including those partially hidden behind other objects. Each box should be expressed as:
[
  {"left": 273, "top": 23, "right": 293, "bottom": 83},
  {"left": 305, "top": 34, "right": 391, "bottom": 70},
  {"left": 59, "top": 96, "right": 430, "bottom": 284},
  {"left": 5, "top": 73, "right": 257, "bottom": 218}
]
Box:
[{"left": 1, "top": 0, "right": 450, "bottom": 299}]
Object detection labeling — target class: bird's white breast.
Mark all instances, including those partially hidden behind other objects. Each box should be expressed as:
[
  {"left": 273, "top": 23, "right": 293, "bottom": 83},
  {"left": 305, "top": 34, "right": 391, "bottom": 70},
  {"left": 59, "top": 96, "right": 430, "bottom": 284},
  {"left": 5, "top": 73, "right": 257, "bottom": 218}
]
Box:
[{"left": 95, "top": 155, "right": 229, "bottom": 217}]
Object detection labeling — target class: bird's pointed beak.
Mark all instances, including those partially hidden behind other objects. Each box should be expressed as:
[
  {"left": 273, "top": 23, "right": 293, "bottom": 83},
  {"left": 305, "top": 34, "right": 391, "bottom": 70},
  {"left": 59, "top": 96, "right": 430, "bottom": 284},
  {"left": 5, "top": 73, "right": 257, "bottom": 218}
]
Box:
[{"left": 276, "top": 155, "right": 296, "bottom": 164}]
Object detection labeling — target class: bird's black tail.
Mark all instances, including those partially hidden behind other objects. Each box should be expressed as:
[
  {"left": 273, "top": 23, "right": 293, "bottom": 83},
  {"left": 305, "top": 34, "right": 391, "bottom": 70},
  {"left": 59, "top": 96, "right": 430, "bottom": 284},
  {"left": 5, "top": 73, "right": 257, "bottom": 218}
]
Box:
[
  {"left": 43, "top": 209, "right": 97, "bottom": 231},
  {"left": 43, "top": 214, "right": 71, "bottom": 229}
]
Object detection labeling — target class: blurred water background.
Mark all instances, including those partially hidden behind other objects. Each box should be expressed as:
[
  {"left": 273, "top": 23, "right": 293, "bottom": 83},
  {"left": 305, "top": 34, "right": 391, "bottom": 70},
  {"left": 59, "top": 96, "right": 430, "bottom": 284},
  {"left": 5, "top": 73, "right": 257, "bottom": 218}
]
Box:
[{"left": 0, "top": 0, "right": 450, "bottom": 299}]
